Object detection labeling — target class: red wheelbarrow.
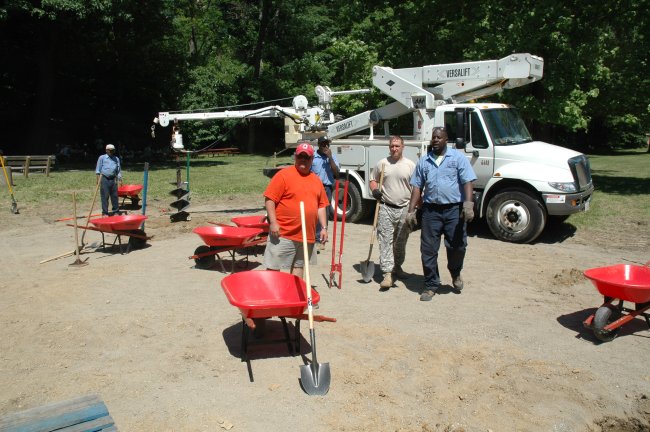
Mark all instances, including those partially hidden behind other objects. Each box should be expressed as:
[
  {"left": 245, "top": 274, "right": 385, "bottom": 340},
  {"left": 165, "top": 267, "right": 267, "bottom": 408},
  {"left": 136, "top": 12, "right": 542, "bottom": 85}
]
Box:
[
  {"left": 70, "top": 214, "right": 150, "bottom": 253},
  {"left": 190, "top": 225, "right": 266, "bottom": 272},
  {"left": 583, "top": 262, "right": 650, "bottom": 342},
  {"left": 117, "top": 184, "right": 143, "bottom": 207},
  {"left": 231, "top": 215, "right": 270, "bottom": 233},
  {"left": 221, "top": 270, "right": 335, "bottom": 361}
]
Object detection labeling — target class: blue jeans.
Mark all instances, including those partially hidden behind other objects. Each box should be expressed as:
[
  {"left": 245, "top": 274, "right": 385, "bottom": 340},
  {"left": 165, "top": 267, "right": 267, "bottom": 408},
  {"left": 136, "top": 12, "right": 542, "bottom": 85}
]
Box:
[
  {"left": 100, "top": 176, "right": 119, "bottom": 216},
  {"left": 316, "top": 184, "right": 333, "bottom": 242},
  {"left": 420, "top": 203, "right": 467, "bottom": 290}
]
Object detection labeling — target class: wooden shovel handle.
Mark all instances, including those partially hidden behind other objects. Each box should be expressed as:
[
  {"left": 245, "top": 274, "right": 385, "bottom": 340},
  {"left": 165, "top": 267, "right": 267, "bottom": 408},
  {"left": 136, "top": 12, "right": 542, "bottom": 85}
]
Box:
[{"left": 368, "top": 163, "right": 385, "bottom": 248}]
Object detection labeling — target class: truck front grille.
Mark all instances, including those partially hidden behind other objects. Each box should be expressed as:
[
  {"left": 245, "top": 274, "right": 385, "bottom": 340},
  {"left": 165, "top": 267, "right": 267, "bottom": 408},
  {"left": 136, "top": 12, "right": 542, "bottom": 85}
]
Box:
[{"left": 568, "top": 155, "right": 592, "bottom": 191}]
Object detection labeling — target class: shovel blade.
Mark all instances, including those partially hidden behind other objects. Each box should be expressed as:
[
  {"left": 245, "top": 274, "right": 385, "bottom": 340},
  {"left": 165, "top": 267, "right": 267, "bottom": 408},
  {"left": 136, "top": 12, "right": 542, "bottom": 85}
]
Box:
[
  {"left": 300, "top": 362, "right": 331, "bottom": 395},
  {"left": 360, "top": 260, "right": 375, "bottom": 283}
]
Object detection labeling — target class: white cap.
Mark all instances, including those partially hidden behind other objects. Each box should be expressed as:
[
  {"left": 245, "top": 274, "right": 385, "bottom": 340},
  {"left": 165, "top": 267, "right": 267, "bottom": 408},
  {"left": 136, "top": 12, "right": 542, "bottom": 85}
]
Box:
[{"left": 106, "top": 144, "right": 115, "bottom": 150}]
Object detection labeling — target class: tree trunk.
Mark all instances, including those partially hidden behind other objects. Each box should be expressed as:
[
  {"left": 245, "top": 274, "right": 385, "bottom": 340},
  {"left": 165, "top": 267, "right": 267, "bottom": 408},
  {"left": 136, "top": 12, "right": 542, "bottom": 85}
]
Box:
[
  {"left": 252, "top": 0, "right": 273, "bottom": 80},
  {"left": 27, "top": 24, "right": 56, "bottom": 154},
  {"left": 247, "top": 120, "right": 256, "bottom": 154},
  {"left": 248, "top": 0, "right": 274, "bottom": 154}
]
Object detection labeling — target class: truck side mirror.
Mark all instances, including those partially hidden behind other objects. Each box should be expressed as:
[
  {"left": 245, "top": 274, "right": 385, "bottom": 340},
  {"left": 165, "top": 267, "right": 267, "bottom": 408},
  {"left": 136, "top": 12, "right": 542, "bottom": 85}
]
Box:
[{"left": 455, "top": 137, "right": 466, "bottom": 149}]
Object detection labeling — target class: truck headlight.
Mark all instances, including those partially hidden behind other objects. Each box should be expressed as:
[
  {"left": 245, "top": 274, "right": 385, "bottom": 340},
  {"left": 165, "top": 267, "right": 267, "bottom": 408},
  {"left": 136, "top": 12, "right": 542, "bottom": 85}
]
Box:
[{"left": 548, "top": 182, "right": 577, "bottom": 193}]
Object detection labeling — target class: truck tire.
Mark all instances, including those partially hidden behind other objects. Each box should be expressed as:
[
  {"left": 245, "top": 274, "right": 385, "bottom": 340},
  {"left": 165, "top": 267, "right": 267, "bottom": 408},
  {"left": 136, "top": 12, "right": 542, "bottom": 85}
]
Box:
[
  {"left": 334, "top": 180, "right": 372, "bottom": 223},
  {"left": 486, "top": 189, "right": 547, "bottom": 243}
]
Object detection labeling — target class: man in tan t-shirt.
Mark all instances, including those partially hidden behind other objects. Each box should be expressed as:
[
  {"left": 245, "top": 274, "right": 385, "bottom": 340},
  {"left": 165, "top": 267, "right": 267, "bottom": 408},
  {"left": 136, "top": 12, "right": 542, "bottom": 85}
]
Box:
[{"left": 369, "top": 135, "right": 416, "bottom": 290}]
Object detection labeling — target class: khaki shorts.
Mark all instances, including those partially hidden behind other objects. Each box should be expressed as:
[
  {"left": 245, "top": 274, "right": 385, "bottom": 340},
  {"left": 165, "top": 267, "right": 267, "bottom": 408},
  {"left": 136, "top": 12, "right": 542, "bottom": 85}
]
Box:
[{"left": 264, "top": 236, "right": 315, "bottom": 270}]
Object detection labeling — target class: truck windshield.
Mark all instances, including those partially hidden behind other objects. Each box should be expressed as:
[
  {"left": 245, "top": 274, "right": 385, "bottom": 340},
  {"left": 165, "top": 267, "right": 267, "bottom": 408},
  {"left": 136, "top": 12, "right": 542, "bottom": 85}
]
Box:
[{"left": 482, "top": 108, "right": 533, "bottom": 146}]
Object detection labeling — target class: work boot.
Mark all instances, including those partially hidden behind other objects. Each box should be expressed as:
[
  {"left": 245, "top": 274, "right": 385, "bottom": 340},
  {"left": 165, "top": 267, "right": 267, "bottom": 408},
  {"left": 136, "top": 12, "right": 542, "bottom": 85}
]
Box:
[
  {"left": 379, "top": 272, "right": 394, "bottom": 290},
  {"left": 392, "top": 266, "right": 409, "bottom": 280},
  {"left": 452, "top": 275, "right": 464, "bottom": 292},
  {"left": 420, "top": 289, "right": 435, "bottom": 301}
]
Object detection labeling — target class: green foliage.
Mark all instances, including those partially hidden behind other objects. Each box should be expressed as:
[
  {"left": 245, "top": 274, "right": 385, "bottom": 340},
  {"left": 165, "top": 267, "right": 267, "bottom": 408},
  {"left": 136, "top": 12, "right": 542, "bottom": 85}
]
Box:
[{"left": 1, "top": 0, "right": 648, "bottom": 154}]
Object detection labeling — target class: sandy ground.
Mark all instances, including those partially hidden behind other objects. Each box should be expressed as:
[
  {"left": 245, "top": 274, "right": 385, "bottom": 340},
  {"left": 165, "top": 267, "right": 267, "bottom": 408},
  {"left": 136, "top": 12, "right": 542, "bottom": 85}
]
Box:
[{"left": 0, "top": 195, "right": 649, "bottom": 432}]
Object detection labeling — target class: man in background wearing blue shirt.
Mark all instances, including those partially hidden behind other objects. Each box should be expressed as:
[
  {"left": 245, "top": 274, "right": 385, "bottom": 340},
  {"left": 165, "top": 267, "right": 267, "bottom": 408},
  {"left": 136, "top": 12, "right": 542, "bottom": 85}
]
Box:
[
  {"left": 407, "top": 127, "right": 477, "bottom": 301},
  {"left": 95, "top": 143, "right": 122, "bottom": 216},
  {"left": 311, "top": 136, "right": 340, "bottom": 249}
]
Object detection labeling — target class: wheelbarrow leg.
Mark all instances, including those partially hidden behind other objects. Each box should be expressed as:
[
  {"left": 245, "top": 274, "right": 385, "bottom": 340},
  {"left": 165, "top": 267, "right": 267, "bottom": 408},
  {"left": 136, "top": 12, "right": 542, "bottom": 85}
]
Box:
[
  {"left": 294, "top": 319, "right": 301, "bottom": 355},
  {"left": 240, "top": 318, "right": 249, "bottom": 362},
  {"left": 279, "top": 317, "right": 294, "bottom": 355},
  {"left": 635, "top": 301, "right": 650, "bottom": 329},
  {"left": 210, "top": 248, "right": 228, "bottom": 273}
]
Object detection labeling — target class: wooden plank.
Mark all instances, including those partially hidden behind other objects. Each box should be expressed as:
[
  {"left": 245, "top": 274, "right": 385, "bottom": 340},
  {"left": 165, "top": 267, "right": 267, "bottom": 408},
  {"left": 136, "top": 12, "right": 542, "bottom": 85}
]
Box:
[
  {"left": 3, "top": 156, "right": 55, "bottom": 177},
  {"left": 58, "top": 414, "right": 115, "bottom": 432},
  {"left": 0, "top": 394, "right": 110, "bottom": 432}
]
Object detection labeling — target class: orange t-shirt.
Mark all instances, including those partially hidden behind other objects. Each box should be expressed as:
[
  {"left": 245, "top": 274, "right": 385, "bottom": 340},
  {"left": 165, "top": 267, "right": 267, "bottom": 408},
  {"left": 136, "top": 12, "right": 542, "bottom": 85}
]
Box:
[{"left": 264, "top": 166, "right": 329, "bottom": 243}]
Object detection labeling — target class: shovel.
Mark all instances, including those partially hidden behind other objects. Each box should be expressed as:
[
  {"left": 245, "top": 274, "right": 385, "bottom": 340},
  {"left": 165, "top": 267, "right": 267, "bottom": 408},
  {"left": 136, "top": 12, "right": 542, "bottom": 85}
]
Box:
[
  {"left": 81, "top": 178, "right": 101, "bottom": 248},
  {"left": 299, "top": 201, "right": 331, "bottom": 395},
  {"left": 69, "top": 192, "right": 88, "bottom": 268},
  {"left": 329, "top": 170, "right": 349, "bottom": 289},
  {"left": 329, "top": 178, "right": 339, "bottom": 288},
  {"left": 0, "top": 155, "right": 19, "bottom": 214},
  {"left": 360, "top": 164, "right": 385, "bottom": 282}
]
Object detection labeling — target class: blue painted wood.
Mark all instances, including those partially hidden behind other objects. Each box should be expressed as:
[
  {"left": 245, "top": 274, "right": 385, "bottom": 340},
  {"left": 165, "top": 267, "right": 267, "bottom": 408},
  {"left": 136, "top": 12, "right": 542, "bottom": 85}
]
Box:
[{"left": 0, "top": 394, "right": 116, "bottom": 432}]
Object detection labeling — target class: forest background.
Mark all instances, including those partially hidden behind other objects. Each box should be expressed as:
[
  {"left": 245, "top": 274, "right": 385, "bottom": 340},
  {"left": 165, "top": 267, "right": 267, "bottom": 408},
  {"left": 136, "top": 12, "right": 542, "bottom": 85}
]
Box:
[{"left": 1, "top": 0, "right": 648, "bottom": 158}]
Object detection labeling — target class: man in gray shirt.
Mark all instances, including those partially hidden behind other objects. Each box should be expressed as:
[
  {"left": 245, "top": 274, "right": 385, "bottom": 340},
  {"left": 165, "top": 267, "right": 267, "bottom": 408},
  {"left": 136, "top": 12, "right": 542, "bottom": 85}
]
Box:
[{"left": 369, "top": 135, "right": 416, "bottom": 290}]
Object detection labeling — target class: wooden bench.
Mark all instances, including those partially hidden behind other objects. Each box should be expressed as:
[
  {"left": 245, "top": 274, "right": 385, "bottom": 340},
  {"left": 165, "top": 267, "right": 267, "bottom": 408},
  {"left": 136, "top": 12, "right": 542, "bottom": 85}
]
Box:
[
  {"left": 0, "top": 394, "right": 117, "bottom": 431},
  {"left": 3, "top": 155, "right": 56, "bottom": 178},
  {"left": 199, "top": 148, "right": 241, "bottom": 157}
]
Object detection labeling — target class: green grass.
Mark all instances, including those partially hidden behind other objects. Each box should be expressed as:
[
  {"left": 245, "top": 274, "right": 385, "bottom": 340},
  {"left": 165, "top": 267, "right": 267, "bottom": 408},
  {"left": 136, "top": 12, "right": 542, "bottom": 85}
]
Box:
[
  {"left": 3, "top": 150, "right": 649, "bottom": 243},
  {"left": 568, "top": 149, "right": 650, "bottom": 235},
  {"left": 4, "top": 153, "right": 294, "bottom": 209}
]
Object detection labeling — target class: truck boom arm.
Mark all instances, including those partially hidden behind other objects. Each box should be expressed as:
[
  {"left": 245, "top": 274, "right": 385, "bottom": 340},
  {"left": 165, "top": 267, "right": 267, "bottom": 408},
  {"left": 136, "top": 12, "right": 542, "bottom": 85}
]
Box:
[
  {"left": 374, "top": 53, "right": 543, "bottom": 104},
  {"left": 323, "top": 53, "right": 543, "bottom": 139}
]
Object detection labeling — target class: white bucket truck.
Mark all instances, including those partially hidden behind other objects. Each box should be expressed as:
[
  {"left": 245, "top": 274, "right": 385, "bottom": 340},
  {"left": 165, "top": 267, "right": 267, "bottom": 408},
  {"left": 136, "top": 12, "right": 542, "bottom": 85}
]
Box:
[{"left": 155, "top": 53, "right": 593, "bottom": 244}]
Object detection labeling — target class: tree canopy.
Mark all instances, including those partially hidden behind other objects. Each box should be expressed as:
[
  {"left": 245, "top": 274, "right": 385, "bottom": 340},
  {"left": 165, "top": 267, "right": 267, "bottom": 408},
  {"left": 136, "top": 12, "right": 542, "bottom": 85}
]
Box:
[{"left": 1, "top": 0, "right": 647, "bottom": 155}]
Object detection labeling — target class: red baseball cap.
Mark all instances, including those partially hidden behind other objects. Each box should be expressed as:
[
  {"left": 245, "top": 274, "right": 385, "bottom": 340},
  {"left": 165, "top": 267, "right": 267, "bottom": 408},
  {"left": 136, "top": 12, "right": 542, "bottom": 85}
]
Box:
[{"left": 294, "top": 142, "right": 314, "bottom": 157}]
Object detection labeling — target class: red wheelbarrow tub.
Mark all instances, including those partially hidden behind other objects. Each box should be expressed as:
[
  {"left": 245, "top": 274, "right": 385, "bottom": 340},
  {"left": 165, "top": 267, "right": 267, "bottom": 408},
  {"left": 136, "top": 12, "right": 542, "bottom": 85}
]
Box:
[
  {"left": 231, "top": 215, "right": 269, "bottom": 232},
  {"left": 118, "top": 184, "right": 143, "bottom": 197},
  {"left": 584, "top": 264, "right": 650, "bottom": 303},
  {"left": 221, "top": 270, "right": 320, "bottom": 319},
  {"left": 193, "top": 226, "right": 263, "bottom": 248},
  {"left": 90, "top": 214, "right": 148, "bottom": 232}
]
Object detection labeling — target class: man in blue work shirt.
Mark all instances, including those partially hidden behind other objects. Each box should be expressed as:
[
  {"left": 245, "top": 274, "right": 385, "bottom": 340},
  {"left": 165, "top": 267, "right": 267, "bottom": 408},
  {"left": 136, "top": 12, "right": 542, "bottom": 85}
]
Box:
[
  {"left": 311, "top": 136, "right": 340, "bottom": 249},
  {"left": 406, "top": 127, "right": 477, "bottom": 301},
  {"left": 95, "top": 143, "right": 122, "bottom": 216}
]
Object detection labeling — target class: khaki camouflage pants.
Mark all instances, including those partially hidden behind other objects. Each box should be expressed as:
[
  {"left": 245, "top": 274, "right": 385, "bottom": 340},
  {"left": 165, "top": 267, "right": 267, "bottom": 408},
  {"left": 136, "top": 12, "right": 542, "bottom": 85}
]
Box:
[{"left": 376, "top": 204, "right": 410, "bottom": 273}]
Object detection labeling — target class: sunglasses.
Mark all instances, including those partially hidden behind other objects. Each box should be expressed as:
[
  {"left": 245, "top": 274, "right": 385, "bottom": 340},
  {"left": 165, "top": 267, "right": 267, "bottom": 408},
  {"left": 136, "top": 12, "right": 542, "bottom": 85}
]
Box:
[{"left": 296, "top": 154, "right": 312, "bottom": 160}]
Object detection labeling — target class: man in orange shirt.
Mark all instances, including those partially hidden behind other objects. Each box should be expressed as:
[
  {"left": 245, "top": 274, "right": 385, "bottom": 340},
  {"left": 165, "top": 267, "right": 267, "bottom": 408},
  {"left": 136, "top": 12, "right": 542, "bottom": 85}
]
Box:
[{"left": 264, "top": 142, "right": 329, "bottom": 278}]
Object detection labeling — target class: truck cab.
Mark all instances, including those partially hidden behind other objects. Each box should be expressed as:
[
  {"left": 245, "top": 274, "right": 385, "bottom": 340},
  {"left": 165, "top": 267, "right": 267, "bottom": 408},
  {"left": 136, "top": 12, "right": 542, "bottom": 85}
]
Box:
[{"left": 436, "top": 103, "right": 593, "bottom": 242}]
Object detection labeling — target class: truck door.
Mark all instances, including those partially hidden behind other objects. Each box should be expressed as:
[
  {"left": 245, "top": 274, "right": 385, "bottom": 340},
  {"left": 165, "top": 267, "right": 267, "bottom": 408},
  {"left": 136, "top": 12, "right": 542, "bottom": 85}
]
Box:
[{"left": 444, "top": 110, "right": 493, "bottom": 189}]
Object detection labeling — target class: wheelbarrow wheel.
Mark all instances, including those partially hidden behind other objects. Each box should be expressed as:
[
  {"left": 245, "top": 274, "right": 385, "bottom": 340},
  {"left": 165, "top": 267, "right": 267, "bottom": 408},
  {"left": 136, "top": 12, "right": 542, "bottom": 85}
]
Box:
[
  {"left": 593, "top": 305, "right": 621, "bottom": 342},
  {"left": 127, "top": 229, "right": 147, "bottom": 250},
  {"left": 194, "top": 245, "right": 215, "bottom": 269}
]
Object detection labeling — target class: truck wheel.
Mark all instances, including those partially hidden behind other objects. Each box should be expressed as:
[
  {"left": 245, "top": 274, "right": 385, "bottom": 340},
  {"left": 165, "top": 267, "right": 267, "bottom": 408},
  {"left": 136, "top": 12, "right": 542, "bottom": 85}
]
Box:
[
  {"left": 486, "top": 189, "right": 546, "bottom": 243},
  {"left": 334, "top": 180, "right": 372, "bottom": 223}
]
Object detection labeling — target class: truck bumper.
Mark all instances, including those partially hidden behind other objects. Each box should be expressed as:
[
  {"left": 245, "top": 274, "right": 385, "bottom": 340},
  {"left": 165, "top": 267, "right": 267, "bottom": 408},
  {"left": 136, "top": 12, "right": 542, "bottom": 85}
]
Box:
[{"left": 543, "top": 184, "right": 594, "bottom": 216}]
